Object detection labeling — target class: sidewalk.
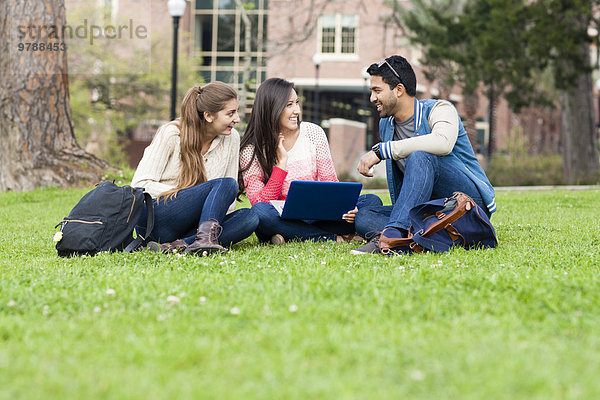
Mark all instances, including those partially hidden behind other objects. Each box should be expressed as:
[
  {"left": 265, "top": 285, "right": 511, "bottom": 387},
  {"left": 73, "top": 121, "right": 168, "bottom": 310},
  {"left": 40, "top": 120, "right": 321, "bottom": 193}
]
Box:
[
  {"left": 364, "top": 185, "right": 600, "bottom": 194},
  {"left": 495, "top": 185, "right": 600, "bottom": 191}
]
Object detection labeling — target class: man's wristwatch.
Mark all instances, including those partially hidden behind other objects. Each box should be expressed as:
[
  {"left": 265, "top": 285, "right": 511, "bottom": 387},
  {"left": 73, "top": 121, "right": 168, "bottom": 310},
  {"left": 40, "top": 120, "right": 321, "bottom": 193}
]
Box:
[{"left": 371, "top": 142, "right": 382, "bottom": 160}]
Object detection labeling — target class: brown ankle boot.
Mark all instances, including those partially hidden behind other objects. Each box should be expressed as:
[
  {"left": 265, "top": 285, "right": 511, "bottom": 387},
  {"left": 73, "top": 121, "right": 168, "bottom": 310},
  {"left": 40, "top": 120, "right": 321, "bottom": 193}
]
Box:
[
  {"left": 160, "top": 239, "right": 188, "bottom": 253},
  {"left": 185, "top": 219, "right": 227, "bottom": 255}
]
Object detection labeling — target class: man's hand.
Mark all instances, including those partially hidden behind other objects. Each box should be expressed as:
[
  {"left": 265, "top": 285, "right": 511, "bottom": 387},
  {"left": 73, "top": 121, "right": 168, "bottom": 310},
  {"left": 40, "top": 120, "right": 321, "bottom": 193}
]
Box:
[
  {"left": 342, "top": 207, "right": 358, "bottom": 224},
  {"left": 357, "top": 150, "right": 381, "bottom": 177}
]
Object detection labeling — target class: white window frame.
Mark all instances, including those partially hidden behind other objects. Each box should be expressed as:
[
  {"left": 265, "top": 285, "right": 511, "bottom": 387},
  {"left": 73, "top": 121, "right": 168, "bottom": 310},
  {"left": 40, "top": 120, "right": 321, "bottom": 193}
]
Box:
[{"left": 317, "top": 13, "right": 359, "bottom": 62}]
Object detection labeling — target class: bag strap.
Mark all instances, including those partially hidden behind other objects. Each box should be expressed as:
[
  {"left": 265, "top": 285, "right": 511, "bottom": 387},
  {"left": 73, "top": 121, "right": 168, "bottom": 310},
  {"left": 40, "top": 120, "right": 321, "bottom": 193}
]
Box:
[
  {"left": 413, "top": 223, "right": 465, "bottom": 251},
  {"left": 419, "top": 192, "right": 473, "bottom": 238},
  {"left": 143, "top": 192, "right": 154, "bottom": 239},
  {"left": 124, "top": 192, "right": 154, "bottom": 253},
  {"left": 410, "top": 193, "right": 474, "bottom": 252},
  {"left": 378, "top": 229, "right": 426, "bottom": 254}
]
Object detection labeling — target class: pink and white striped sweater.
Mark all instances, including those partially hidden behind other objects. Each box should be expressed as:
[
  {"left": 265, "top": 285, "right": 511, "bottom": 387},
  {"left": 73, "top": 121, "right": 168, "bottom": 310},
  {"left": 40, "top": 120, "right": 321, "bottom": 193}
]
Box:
[{"left": 240, "top": 122, "right": 338, "bottom": 205}]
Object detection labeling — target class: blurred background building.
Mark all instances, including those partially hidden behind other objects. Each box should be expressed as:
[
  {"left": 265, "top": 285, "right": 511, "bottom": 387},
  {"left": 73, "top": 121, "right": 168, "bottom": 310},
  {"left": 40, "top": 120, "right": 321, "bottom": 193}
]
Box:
[{"left": 70, "top": 0, "right": 571, "bottom": 177}]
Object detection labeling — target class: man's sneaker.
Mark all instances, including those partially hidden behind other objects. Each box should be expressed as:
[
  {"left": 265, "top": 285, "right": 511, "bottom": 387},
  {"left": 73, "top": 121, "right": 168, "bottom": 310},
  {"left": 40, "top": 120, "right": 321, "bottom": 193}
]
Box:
[
  {"left": 350, "top": 232, "right": 381, "bottom": 254},
  {"left": 271, "top": 234, "right": 285, "bottom": 245}
]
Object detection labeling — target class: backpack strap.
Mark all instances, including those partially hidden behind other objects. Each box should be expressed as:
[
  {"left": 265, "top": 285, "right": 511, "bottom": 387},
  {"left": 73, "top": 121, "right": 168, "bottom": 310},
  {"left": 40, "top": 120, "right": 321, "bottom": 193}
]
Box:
[{"left": 124, "top": 192, "right": 154, "bottom": 253}]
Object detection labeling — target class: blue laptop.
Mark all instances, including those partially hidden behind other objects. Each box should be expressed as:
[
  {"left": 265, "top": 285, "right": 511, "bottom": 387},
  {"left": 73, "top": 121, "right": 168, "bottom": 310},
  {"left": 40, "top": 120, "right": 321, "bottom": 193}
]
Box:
[{"left": 270, "top": 181, "right": 363, "bottom": 221}]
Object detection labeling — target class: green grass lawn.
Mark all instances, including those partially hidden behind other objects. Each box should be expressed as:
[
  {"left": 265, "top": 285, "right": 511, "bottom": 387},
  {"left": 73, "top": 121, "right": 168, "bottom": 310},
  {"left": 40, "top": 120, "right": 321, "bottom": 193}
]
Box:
[{"left": 1, "top": 186, "right": 600, "bottom": 399}]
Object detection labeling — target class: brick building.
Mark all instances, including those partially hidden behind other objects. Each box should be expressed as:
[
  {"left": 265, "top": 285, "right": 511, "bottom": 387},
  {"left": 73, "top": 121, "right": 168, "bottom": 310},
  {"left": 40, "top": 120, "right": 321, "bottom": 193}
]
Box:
[
  {"left": 69, "top": 0, "right": 566, "bottom": 172},
  {"left": 265, "top": 0, "right": 520, "bottom": 173},
  {"left": 186, "top": 0, "right": 524, "bottom": 174}
]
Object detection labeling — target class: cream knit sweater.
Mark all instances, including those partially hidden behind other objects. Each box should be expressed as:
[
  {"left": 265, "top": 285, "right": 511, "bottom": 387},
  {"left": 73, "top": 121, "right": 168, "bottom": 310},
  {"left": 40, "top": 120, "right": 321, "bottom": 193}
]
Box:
[{"left": 131, "top": 122, "right": 240, "bottom": 213}]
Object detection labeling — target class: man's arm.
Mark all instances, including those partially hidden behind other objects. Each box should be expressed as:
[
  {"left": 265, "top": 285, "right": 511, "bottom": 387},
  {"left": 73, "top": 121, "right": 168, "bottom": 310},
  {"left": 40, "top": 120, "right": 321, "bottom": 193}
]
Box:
[{"left": 381, "top": 100, "right": 459, "bottom": 160}]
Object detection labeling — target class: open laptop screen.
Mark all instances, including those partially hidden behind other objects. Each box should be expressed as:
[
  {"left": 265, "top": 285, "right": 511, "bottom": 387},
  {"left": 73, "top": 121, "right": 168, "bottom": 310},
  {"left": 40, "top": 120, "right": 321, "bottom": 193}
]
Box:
[{"left": 271, "top": 181, "right": 362, "bottom": 221}]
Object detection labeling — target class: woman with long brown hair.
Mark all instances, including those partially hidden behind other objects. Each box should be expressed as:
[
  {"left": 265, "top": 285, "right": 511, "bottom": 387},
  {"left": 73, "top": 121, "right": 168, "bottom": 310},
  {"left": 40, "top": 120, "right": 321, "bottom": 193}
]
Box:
[
  {"left": 132, "top": 82, "right": 258, "bottom": 254},
  {"left": 239, "top": 78, "right": 381, "bottom": 244}
]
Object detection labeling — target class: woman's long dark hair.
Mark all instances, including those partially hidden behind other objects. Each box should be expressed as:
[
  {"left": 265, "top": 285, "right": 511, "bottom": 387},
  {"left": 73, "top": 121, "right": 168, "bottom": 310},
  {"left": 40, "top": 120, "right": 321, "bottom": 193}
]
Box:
[{"left": 238, "top": 78, "right": 298, "bottom": 194}]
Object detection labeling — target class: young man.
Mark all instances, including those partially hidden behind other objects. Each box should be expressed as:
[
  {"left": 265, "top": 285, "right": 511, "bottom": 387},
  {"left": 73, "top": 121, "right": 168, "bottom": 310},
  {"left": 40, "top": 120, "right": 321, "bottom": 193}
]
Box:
[{"left": 352, "top": 55, "right": 496, "bottom": 254}]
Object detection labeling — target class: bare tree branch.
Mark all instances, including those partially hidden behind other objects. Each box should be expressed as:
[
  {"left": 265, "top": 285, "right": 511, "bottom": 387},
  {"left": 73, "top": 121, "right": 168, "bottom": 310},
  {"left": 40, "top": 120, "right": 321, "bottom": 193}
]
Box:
[{"left": 268, "top": 0, "right": 334, "bottom": 58}]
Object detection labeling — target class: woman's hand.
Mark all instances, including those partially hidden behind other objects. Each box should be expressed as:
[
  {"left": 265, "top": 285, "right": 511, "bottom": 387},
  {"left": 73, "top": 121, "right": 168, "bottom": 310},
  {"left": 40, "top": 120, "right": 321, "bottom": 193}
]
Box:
[
  {"left": 342, "top": 207, "right": 358, "bottom": 224},
  {"left": 276, "top": 133, "right": 288, "bottom": 169}
]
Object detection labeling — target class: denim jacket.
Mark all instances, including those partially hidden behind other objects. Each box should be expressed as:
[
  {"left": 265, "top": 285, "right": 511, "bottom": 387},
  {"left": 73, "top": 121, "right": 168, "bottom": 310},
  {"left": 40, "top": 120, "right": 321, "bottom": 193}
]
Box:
[{"left": 380, "top": 98, "right": 496, "bottom": 214}]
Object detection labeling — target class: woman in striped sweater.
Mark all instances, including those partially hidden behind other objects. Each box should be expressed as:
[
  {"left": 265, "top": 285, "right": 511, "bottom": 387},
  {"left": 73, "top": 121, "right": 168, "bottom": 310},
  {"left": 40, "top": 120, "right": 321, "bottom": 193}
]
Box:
[{"left": 239, "top": 78, "right": 381, "bottom": 244}]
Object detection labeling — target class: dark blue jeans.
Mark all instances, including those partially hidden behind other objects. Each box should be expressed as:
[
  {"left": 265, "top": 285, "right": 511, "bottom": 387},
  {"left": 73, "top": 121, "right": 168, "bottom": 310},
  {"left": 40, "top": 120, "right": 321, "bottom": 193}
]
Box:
[
  {"left": 252, "top": 193, "right": 382, "bottom": 242},
  {"left": 136, "top": 177, "right": 259, "bottom": 246},
  {"left": 355, "top": 151, "right": 490, "bottom": 237}
]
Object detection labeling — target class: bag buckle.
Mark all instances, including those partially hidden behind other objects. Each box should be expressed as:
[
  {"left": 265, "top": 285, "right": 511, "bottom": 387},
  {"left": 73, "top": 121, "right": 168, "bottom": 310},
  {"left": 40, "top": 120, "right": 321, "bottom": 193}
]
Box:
[{"left": 409, "top": 241, "right": 424, "bottom": 253}]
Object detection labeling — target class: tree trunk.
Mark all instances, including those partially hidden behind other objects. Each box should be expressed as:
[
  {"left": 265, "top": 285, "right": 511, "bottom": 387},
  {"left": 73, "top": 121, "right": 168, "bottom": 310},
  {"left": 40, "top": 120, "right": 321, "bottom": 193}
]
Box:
[
  {"left": 559, "top": 42, "right": 600, "bottom": 184},
  {"left": 486, "top": 82, "right": 497, "bottom": 168},
  {"left": 0, "top": 0, "right": 110, "bottom": 192},
  {"left": 462, "top": 91, "right": 480, "bottom": 153}
]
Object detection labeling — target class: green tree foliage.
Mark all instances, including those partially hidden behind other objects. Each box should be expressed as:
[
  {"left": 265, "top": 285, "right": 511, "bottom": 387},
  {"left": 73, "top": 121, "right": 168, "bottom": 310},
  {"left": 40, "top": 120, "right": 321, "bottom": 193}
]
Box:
[
  {"left": 393, "top": 0, "right": 597, "bottom": 110},
  {"left": 67, "top": 5, "right": 201, "bottom": 167},
  {"left": 391, "top": 0, "right": 600, "bottom": 183}
]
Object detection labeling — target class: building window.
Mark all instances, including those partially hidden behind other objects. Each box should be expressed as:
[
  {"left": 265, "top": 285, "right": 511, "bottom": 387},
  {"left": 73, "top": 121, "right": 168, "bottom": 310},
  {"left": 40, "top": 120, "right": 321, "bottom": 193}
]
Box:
[
  {"left": 196, "top": 0, "right": 213, "bottom": 9},
  {"left": 321, "top": 15, "right": 336, "bottom": 53},
  {"left": 319, "top": 14, "right": 358, "bottom": 55},
  {"left": 192, "top": 0, "right": 268, "bottom": 92}
]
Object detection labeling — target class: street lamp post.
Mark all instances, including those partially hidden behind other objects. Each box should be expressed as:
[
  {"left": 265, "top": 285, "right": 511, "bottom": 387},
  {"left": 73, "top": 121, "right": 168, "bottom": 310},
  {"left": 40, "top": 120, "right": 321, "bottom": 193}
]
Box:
[
  {"left": 596, "top": 79, "right": 600, "bottom": 128},
  {"left": 312, "top": 53, "right": 322, "bottom": 123},
  {"left": 168, "top": 0, "right": 187, "bottom": 121}
]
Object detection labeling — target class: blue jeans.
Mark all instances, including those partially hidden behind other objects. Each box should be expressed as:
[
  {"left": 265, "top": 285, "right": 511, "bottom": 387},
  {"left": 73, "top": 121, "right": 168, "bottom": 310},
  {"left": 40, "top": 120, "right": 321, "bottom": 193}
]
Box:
[
  {"left": 252, "top": 193, "right": 382, "bottom": 242},
  {"left": 136, "top": 177, "right": 259, "bottom": 246},
  {"left": 355, "top": 151, "right": 490, "bottom": 237}
]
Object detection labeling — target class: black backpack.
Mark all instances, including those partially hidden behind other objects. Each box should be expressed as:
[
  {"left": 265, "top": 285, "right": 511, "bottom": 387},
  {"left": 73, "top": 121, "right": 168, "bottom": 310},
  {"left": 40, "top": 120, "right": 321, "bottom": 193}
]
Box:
[{"left": 54, "top": 181, "right": 154, "bottom": 257}]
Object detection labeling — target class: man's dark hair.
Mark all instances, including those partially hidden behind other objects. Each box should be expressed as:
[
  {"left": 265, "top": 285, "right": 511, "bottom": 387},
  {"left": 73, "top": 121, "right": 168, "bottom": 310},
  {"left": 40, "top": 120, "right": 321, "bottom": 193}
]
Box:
[{"left": 367, "top": 55, "right": 417, "bottom": 96}]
